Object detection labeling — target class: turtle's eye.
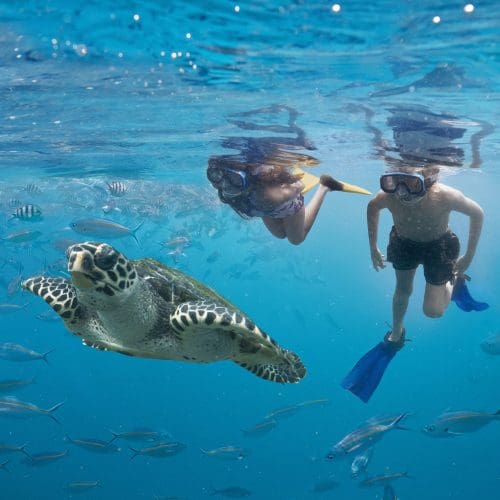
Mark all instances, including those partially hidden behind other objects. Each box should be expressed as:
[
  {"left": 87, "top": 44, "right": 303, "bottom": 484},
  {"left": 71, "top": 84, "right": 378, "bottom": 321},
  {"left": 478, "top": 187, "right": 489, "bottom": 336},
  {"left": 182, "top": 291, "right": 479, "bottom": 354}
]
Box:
[{"left": 94, "top": 245, "right": 118, "bottom": 270}]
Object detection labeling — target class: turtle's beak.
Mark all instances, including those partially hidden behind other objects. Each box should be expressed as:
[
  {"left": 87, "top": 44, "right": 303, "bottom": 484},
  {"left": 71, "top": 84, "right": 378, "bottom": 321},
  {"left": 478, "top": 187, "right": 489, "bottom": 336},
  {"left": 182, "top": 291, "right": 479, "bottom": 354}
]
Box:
[
  {"left": 71, "top": 271, "right": 94, "bottom": 289},
  {"left": 69, "top": 252, "right": 94, "bottom": 289}
]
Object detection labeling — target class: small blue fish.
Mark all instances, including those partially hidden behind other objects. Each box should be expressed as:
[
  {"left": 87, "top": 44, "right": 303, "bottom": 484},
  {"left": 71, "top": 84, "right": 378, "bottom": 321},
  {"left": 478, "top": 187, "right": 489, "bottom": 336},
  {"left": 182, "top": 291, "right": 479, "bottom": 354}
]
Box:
[
  {"left": 70, "top": 218, "right": 143, "bottom": 246},
  {"left": 0, "top": 343, "right": 52, "bottom": 363}
]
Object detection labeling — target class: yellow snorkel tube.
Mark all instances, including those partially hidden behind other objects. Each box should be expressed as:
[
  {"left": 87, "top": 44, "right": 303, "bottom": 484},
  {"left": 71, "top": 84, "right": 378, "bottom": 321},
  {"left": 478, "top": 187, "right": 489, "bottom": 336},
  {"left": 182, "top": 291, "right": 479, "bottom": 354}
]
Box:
[{"left": 293, "top": 167, "right": 371, "bottom": 195}]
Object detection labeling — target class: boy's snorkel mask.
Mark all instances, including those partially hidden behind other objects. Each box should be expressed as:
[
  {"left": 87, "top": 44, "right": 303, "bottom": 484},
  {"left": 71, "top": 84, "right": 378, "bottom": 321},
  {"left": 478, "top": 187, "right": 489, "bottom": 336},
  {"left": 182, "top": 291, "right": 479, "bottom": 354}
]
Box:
[{"left": 380, "top": 171, "right": 437, "bottom": 203}]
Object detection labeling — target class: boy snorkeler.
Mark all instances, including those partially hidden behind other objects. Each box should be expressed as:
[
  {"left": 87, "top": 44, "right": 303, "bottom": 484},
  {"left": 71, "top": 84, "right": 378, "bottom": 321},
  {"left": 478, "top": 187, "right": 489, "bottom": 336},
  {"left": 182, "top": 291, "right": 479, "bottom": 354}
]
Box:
[
  {"left": 342, "top": 165, "right": 487, "bottom": 402},
  {"left": 207, "top": 156, "right": 370, "bottom": 245}
]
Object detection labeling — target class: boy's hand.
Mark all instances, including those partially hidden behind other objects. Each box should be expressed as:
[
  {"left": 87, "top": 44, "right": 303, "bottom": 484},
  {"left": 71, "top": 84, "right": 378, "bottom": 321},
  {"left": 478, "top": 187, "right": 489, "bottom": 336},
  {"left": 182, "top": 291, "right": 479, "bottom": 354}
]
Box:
[
  {"left": 455, "top": 255, "right": 472, "bottom": 276},
  {"left": 370, "top": 247, "right": 386, "bottom": 271}
]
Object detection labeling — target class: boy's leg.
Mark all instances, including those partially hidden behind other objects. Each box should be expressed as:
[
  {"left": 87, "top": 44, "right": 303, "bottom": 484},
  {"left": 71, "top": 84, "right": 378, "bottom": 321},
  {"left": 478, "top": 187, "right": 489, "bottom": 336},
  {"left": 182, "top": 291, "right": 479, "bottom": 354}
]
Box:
[
  {"left": 422, "top": 282, "right": 453, "bottom": 318},
  {"left": 282, "top": 184, "right": 330, "bottom": 245},
  {"left": 391, "top": 268, "right": 417, "bottom": 342}
]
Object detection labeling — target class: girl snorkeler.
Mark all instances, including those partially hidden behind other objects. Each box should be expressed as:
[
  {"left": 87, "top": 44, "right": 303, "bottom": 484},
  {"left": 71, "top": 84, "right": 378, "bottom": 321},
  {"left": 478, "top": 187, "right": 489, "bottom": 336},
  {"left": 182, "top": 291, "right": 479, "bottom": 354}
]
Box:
[{"left": 207, "top": 155, "right": 370, "bottom": 245}]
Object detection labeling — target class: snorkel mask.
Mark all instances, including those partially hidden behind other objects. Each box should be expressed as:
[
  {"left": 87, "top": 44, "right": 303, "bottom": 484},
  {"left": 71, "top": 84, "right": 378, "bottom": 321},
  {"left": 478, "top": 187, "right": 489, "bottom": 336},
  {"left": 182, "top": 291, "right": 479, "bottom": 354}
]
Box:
[
  {"left": 380, "top": 171, "right": 437, "bottom": 204},
  {"left": 207, "top": 166, "right": 249, "bottom": 198}
]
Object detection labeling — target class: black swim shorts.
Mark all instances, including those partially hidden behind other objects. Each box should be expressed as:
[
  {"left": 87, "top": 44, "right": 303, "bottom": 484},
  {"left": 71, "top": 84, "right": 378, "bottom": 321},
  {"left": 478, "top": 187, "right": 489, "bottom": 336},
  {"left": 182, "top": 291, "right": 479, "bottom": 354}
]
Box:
[{"left": 387, "top": 226, "right": 460, "bottom": 285}]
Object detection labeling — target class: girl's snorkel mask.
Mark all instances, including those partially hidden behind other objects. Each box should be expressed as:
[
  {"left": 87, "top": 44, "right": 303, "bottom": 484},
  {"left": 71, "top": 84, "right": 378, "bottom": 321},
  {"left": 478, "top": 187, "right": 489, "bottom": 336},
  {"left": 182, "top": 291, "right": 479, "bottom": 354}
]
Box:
[{"left": 207, "top": 166, "right": 250, "bottom": 198}]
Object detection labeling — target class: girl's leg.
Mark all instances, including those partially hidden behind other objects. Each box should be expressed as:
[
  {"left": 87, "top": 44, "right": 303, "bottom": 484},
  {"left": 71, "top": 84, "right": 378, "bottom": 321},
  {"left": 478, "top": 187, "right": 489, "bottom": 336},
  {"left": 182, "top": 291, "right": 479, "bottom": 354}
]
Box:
[
  {"left": 422, "top": 281, "right": 453, "bottom": 318},
  {"left": 262, "top": 217, "right": 286, "bottom": 239},
  {"left": 391, "top": 268, "right": 417, "bottom": 341},
  {"left": 281, "top": 184, "right": 330, "bottom": 245}
]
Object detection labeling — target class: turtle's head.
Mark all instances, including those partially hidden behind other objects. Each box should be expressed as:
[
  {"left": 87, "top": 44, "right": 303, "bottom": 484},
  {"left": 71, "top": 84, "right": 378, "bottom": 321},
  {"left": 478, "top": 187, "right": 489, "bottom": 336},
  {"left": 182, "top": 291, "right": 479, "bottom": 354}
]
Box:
[{"left": 67, "top": 242, "right": 138, "bottom": 302}]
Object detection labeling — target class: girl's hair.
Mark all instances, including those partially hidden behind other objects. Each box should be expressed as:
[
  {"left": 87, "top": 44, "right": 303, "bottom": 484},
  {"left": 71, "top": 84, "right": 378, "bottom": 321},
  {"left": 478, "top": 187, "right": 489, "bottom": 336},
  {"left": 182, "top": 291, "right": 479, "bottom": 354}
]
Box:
[{"left": 208, "top": 151, "right": 306, "bottom": 189}]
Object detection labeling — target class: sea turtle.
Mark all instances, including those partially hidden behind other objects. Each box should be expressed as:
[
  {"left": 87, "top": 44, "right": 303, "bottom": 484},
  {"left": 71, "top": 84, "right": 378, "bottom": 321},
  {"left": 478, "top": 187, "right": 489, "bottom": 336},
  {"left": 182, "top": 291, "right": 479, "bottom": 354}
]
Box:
[{"left": 22, "top": 242, "right": 305, "bottom": 383}]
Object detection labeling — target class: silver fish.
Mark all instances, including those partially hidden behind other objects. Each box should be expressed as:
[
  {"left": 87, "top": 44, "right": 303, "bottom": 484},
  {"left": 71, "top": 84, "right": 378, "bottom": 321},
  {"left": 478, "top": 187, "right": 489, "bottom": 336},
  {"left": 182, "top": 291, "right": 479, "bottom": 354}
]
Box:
[
  {"left": 36, "top": 309, "right": 61, "bottom": 322},
  {"left": 0, "top": 377, "right": 36, "bottom": 393},
  {"left": 351, "top": 447, "right": 373, "bottom": 477},
  {"left": 108, "top": 428, "right": 165, "bottom": 443},
  {"left": 0, "top": 343, "right": 52, "bottom": 363},
  {"left": 65, "top": 481, "right": 101, "bottom": 492},
  {"left": 0, "top": 460, "right": 10, "bottom": 473},
  {"left": 359, "top": 471, "right": 409, "bottom": 488},
  {"left": 210, "top": 486, "right": 252, "bottom": 498},
  {"left": 422, "top": 410, "right": 500, "bottom": 437},
  {"left": 200, "top": 445, "right": 248, "bottom": 461},
  {"left": 241, "top": 419, "right": 277, "bottom": 437},
  {"left": 0, "top": 303, "right": 28, "bottom": 314},
  {"left": 22, "top": 450, "right": 68, "bottom": 466},
  {"left": 0, "top": 442, "right": 30, "bottom": 456},
  {"left": 480, "top": 332, "right": 500, "bottom": 355},
  {"left": 11, "top": 204, "right": 43, "bottom": 221},
  {"left": 2, "top": 229, "right": 42, "bottom": 243},
  {"left": 297, "top": 398, "right": 330, "bottom": 409},
  {"left": 7, "top": 264, "right": 23, "bottom": 296},
  {"left": 130, "top": 442, "right": 186, "bottom": 459},
  {"left": 0, "top": 397, "right": 63, "bottom": 423},
  {"left": 265, "top": 404, "right": 300, "bottom": 420},
  {"left": 326, "top": 414, "right": 407, "bottom": 460},
  {"left": 65, "top": 435, "right": 120, "bottom": 454},
  {"left": 70, "top": 218, "right": 143, "bottom": 246}
]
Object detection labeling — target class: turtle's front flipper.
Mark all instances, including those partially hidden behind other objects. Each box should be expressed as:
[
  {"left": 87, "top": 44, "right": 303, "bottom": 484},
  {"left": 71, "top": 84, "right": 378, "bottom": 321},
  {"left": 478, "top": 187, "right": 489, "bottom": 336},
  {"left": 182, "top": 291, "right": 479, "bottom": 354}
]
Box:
[
  {"left": 22, "top": 276, "right": 82, "bottom": 324},
  {"left": 171, "top": 301, "right": 306, "bottom": 384}
]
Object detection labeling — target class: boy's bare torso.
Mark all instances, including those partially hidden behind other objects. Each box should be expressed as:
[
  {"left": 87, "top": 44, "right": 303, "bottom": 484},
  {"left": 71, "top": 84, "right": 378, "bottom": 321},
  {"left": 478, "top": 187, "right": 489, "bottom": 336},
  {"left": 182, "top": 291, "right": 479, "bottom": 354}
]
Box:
[{"left": 383, "top": 183, "right": 457, "bottom": 242}]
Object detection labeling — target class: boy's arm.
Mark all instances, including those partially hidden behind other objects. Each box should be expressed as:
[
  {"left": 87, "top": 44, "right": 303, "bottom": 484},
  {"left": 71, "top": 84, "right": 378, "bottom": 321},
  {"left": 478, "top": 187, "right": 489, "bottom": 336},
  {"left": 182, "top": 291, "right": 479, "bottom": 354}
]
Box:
[
  {"left": 367, "top": 191, "right": 389, "bottom": 271},
  {"left": 448, "top": 189, "right": 484, "bottom": 274}
]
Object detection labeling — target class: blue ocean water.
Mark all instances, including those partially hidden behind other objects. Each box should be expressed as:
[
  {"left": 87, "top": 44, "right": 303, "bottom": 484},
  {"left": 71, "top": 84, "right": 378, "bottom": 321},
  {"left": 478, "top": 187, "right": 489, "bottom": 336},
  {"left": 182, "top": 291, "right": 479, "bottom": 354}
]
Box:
[{"left": 0, "top": 1, "right": 499, "bottom": 498}]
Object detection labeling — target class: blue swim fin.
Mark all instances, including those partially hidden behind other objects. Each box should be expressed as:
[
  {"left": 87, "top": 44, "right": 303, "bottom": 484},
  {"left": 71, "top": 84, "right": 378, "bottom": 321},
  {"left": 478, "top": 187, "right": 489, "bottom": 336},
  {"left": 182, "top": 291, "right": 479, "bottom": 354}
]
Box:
[
  {"left": 341, "top": 333, "right": 404, "bottom": 403},
  {"left": 451, "top": 276, "right": 489, "bottom": 312}
]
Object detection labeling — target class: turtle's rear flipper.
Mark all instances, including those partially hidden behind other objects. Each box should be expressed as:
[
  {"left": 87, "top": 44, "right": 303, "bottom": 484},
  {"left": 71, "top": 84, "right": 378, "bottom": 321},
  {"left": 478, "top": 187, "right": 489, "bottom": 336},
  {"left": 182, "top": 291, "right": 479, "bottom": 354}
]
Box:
[
  {"left": 234, "top": 347, "right": 306, "bottom": 384},
  {"left": 22, "top": 276, "right": 81, "bottom": 324},
  {"left": 171, "top": 300, "right": 306, "bottom": 383}
]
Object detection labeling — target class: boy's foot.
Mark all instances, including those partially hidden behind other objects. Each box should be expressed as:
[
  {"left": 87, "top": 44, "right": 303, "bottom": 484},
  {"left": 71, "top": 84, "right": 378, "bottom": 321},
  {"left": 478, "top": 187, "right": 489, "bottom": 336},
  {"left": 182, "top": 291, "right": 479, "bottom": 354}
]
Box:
[
  {"left": 384, "top": 329, "right": 406, "bottom": 351},
  {"left": 320, "top": 175, "right": 344, "bottom": 192}
]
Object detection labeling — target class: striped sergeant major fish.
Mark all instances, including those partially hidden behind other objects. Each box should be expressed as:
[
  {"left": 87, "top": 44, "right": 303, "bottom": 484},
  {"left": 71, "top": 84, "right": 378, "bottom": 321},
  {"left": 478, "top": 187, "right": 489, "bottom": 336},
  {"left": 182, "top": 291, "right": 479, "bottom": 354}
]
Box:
[
  {"left": 10, "top": 204, "right": 43, "bottom": 221},
  {"left": 24, "top": 183, "right": 42, "bottom": 195},
  {"left": 107, "top": 181, "right": 127, "bottom": 197}
]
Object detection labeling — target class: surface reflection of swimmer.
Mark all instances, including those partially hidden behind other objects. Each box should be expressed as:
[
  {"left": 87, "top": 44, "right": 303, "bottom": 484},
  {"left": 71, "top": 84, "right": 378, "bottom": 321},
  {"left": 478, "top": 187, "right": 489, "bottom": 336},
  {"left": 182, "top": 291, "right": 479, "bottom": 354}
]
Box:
[
  {"left": 208, "top": 105, "right": 370, "bottom": 245},
  {"left": 360, "top": 104, "right": 494, "bottom": 169}
]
